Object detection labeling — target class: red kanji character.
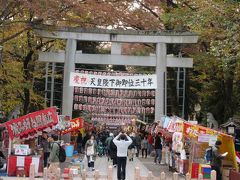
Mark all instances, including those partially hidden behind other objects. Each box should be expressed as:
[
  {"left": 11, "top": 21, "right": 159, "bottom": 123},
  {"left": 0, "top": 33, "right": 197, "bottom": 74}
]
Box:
[
  {"left": 73, "top": 75, "right": 80, "bottom": 84},
  {"left": 80, "top": 76, "right": 87, "bottom": 84}
]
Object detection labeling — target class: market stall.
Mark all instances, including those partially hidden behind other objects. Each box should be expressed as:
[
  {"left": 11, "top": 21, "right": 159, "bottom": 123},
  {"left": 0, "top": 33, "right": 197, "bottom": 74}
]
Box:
[
  {"left": 3, "top": 107, "right": 58, "bottom": 177},
  {"left": 159, "top": 116, "right": 238, "bottom": 179}
]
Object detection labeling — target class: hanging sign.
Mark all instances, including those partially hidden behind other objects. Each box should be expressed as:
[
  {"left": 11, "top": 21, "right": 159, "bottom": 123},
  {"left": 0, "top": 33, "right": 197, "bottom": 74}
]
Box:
[
  {"left": 69, "top": 72, "right": 157, "bottom": 89},
  {"left": 62, "top": 117, "right": 84, "bottom": 134},
  {"left": 198, "top": 134, "right": 210, "bottom": 142},
  {"left": 208, "top": 135, "right": 218, "bottom": 146},
  {"left": 5, "top": 107, "right": 58, "bottom": 139}
]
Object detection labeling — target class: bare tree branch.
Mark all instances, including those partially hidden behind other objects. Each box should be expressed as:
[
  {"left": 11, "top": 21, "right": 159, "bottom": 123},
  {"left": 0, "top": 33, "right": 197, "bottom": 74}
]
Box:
[
  {"left": 136, "top": 0, "right": 160, "bottom": 19},
  {"left": 0, "top": 26, "right": 30, "bottom": 44}
]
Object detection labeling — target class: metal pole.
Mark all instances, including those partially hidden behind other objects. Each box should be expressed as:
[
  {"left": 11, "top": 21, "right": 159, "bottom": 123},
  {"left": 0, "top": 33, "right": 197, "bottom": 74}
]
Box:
[
  {"left": 165, "top": 71, "right": 167, "bottom": 115},
  {"left": 44, "top": 62, "right": 49, "bottom": 106},
  {"left": 177, "top": 68, "right": 180, "bottom": 98},
  {"left": 50, "top": 62, "right": 55, "bottom": 107},
  {"left": 182, "top": 68, "right": 186, "bottom": 118}
]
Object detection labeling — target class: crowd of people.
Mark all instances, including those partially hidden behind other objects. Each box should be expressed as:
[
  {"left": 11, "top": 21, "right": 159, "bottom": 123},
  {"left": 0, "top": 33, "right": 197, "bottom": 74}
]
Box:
[
  {"left": 23, "top": 126, "right": 228, "bottom": 180},
  {"left": 38, "top": 128, "right": 168, "bottom": 180}
]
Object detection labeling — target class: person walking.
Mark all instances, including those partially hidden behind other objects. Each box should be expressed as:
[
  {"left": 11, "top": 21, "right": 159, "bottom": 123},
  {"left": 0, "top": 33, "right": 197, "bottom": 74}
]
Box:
[
  {"left": 211, "top": 140, "right": 226, "bottom": 180},
  {"left": 127, "top": 133, "right": 135, "bottom": 161},
  {"left": 105, "top": 133, "right": 114, "bottom": 160},
  {"left": 76, "top": 132, "right": 83, "bottom": 154},
  {"left": 113, "top": 132, "right": 133, "bottom": 180},
  {"left": 154, "top": 133, "right": 162, "bottom": 164},
  {"left": 134, "top": 132, "right": 141, "bottom": 158},
  {"left": 48, "top": 134, "right": 60, "bottom": 180},
  {"left": 109, "top": 136, "right": 118, "bottom": 167},
  {"left": 147, "top": 133, "right": 154, "bottom": 155},
  {"left": 85, "top": 135, "right": 97, "bottom": 171},
  {"left": 39, "top": 131, "right": 50, "bottom": 167},
  {"left": 141, "top": 136, "right": 148, "bottom": 158}
]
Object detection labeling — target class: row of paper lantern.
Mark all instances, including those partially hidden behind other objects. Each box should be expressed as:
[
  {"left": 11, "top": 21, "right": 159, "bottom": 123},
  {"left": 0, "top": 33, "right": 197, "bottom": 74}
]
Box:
[
  {"left": 74, "top": 95, "right": 155, "bottom": 106},
  {"left": 75, "top": 70, "right": 152, "bottom": 76},
  {"left": 74, "top": 87, "right": 155, "bottom": 98},
  {"left": 91, "top": 114, "right": 136, "bottom": 119},
  {"left": 73, "top": 104, "right": 155, "bottom": 114},
  {"left": 91, "top": 117, "right": 132, "bottom": 125}
]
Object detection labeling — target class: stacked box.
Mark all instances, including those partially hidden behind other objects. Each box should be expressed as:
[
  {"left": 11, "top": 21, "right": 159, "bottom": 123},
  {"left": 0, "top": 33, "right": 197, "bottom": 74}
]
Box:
[{"left": 199, "top": 164, "right": 211, "bottom": 179}]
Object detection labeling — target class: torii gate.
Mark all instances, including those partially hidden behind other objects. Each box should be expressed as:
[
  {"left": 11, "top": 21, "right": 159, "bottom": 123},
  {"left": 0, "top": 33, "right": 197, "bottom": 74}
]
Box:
[{"left": 35, "top": 26, "right": 198, "bottom": 121}]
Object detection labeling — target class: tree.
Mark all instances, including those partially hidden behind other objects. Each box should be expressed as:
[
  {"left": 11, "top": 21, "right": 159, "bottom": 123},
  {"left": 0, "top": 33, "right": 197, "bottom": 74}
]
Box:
[{"left": 163, "top": 0, "right": 240, "bottom": 122}]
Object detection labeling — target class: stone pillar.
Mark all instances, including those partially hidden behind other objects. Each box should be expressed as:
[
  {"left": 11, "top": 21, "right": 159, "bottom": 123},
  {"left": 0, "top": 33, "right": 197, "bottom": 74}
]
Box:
[
  {"left": 62, "top": 39, "right": 76, "bottom": 142},
  {"left": 155, "top": 43, "right": 167, "bottom": 121}
]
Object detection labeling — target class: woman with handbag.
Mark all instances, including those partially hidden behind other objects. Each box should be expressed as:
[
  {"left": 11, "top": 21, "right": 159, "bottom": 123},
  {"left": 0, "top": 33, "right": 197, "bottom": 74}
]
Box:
[{"left": 85, "top": 135, "right": 97, "bottom": 171}]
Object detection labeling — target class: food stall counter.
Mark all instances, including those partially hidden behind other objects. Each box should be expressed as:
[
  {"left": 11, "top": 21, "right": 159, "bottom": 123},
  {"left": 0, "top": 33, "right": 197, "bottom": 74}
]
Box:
[{"left": 8, "top": 155, "right": 43, "bottom": 177}]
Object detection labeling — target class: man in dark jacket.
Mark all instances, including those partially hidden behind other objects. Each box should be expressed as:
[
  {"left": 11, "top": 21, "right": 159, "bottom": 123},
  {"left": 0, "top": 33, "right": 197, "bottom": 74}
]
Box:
[
  {"left": 154, "top": 133, "right": 162, "bottom": 164},
  {"left": 39, "top": 131, "right": 50, "bottom": 167},
  {"left": 211, "top": 140, "right": 225, "bottom": 180},
  {"left": 76, "top": 132, "right": 83, "bottom": 154},
  {"left": 109, "top": 137, "right": 118, "bottom": 167},
  {"left": 134, "top": 132, "right": 141, "bottom": 157}
]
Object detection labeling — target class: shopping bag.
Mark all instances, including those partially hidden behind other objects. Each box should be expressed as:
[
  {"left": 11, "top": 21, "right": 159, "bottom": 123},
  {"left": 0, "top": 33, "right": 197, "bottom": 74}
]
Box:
[{"left": 86, "top": 146, "right": 94, "bottom": 156}]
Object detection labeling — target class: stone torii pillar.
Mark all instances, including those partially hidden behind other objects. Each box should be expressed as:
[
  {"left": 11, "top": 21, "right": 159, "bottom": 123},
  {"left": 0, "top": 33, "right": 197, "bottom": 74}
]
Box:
[
  {"left": 155, "top": 43, "right": 167, "bottom": 120},
  {"left": 62, "top": 39, "right": 76, "bottom": 117}
]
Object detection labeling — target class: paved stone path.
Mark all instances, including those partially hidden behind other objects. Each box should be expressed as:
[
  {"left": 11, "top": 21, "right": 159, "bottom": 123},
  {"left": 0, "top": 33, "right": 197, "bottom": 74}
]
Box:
[{"left": 0, "top": 155, "right": 185, "bottom": 180}]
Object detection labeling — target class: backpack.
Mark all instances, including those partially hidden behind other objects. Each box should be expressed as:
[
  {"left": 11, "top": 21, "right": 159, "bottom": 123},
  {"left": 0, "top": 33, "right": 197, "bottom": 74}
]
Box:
[
  {"left": 205, "top": 147, "right": 213, "bottom": 162},
  {"left": 53, "top": 143, "right": 66, "bottom": 163}
]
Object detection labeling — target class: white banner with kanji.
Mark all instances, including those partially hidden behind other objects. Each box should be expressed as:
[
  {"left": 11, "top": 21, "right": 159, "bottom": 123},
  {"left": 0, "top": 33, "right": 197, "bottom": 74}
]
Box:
[{"left": 69, "top": 72, "right": 157, "bottom": 89}]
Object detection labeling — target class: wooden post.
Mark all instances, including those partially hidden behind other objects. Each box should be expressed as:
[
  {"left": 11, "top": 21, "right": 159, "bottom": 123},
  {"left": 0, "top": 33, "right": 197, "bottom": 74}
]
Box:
[
  {"left": 57, "top": 168, "right": 61, "bottom": 180},
  {"left": 211, "top": 170, "right": 216, "bottom": 180},
  {"left": 82, "top": 169, "right": 87, "bottom": 180},
  {"left": 69, "top": 169, "right": 74, "bottom": 180},
  {"left": 173, "top": 172, "right": 179, "bottom": 180},
  {"left": 135, "top": 167, "right": 140, "bottom": 180},
  {"left": 147, "top": 171, "right": 153, "bottom": 180},
  {"left": 160, "top": 172, "right": 166, "bottom": 180},
  {"left": 185, "top": 173, "right": 191, "bottom": 180},
  {"left": 198, "top": 173, "right": 203, "bottom": 180},
  {"left": 29, "top": 163, "right": 35, "bottom": 180},
  {"left": 43, "top": 167, "right": 48, "bottom": 180},
  {"left": 107, "top": 166, "right": 113, "bottom": 180},
  {"left": 94, "top": 170, "right": 100, "bottom": 180}
]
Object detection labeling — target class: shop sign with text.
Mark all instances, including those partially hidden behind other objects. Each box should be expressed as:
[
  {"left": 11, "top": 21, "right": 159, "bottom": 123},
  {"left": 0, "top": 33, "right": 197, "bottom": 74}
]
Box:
[
  {"left": 62, "top": 118, "right": 84, "bottom": 134},
  {"left": 5, "top": 107, "right": 58, "bottom": 139}
]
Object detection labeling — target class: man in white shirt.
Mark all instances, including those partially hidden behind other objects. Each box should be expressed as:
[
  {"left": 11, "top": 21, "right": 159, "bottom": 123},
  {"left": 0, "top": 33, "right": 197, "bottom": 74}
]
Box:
[{"left": 113, "top": 132, "right": 133, "bottom": 180}]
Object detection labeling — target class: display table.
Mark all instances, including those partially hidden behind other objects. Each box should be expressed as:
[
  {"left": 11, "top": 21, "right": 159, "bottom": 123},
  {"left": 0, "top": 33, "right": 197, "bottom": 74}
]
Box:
[{"left": 7, "top": 155, "right": 43, "bottom": 177}]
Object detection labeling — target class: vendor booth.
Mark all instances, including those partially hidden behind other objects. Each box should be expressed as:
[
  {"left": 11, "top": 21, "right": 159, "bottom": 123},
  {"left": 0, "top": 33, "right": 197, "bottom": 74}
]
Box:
[
  {"left": 3, "top": 107, "right": 58, "bottom": 177},
  {"left": 159, "top": 116, "right": 238, "bottom": 180}
]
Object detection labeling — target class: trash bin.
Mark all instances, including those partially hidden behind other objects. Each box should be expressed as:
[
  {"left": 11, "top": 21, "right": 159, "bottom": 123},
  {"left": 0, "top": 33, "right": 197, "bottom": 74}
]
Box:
[{"left": 65, "top": 145, "right": 74, "bottom": 157}]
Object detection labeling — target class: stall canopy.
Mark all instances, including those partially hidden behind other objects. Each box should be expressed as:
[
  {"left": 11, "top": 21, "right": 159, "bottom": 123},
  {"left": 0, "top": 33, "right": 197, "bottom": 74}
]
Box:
[
  {"left": 160, "top": 116, "right": 239, "bottom": 171},
  {"left": 4, "top": 107, "right": 58, "bottom": 140}
]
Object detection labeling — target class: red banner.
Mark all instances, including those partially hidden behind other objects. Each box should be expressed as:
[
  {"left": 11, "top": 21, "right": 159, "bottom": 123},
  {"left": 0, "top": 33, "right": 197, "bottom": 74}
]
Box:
[
  {"left": 62, "top": 118, "right": 84, "bottom": 135},
  {"left": 5, "top": 107, "right": 58, "bottom": 139}
]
